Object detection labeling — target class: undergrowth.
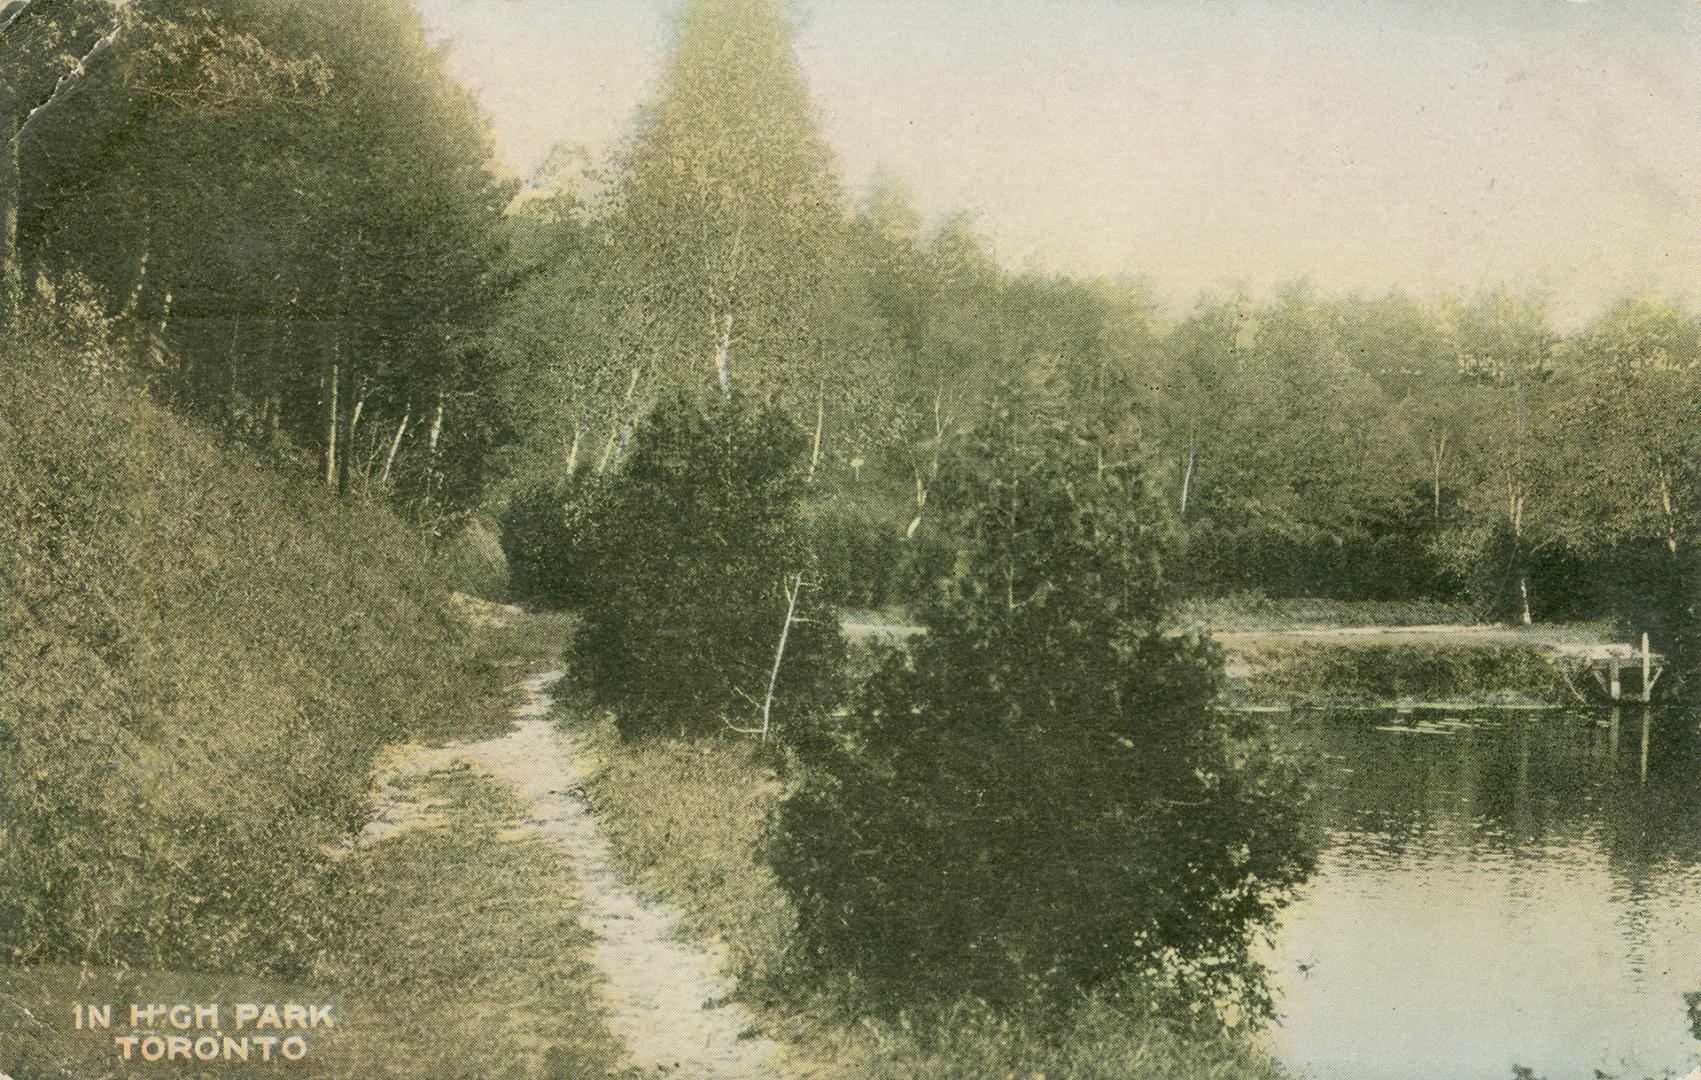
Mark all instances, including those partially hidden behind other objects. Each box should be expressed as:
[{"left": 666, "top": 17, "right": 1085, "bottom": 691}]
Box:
[
  {"left": 565, "top": 701, "right": 1298, "bottom": 1079},
  {"left": 1242, "top": 640, "right": 1568, "bottom": 705}
]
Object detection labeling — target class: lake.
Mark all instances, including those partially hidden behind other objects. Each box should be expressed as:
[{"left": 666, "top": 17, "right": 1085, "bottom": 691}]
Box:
[{"left": 1264, "top": 706, "right": 1701, "bottom": 1080}]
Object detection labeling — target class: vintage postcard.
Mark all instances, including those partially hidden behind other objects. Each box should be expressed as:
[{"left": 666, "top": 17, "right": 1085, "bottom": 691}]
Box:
[{"left": 3, "top": 1, "right": 1699, "bottom": 1078}]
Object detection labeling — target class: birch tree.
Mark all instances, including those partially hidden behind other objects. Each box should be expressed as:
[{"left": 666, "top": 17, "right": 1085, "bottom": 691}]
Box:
[{"left": 611, "top": 0, "right": 843, "bottom": 412}]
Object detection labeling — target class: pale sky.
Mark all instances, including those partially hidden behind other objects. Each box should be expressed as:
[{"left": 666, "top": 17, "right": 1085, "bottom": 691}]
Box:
[{"left": 409, "top": 0, "right": 1701, "bottom": 324}]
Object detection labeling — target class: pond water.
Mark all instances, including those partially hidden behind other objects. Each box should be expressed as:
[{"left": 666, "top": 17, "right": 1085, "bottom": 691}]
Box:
[{"left": 1264, "top": 706, "right": 1701, "bottom": 1080}]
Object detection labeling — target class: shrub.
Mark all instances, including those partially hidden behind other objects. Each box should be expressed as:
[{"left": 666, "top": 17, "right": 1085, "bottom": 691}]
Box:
[
  {"left": 0, "top": 313, "right": 501, "bottom": 976},
  {"left": 572, "top": 393, "right": 842, "bottom": 740},
  {"left": 771, "top": 398, "right": 1315, "bottom": 1021},
  {"left": 499, "top": 473, "right": 606, "bottom": 610}
]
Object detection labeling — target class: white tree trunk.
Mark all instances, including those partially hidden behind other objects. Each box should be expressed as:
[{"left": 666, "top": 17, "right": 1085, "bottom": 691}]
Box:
[
  {"left": 566, "top": 422, "right": 583, "bottom": 475},
  {"left": 714, "top": 312, "right": 734, "bottom": 401},
  {"left": 428, "top": 393, "right": 445, "bottom": 454},
  {"left": 347, "top": 390, "right": 366, "bottom": 450},
  {"left": 1179, "top": 433, "right": 1196, "bottom": 517},
  {"left": 381, "top": 411, "right": 410, "bottom": 489},
  {"left": 806, "top": 386, "right": 824, "bottom": 484},
  {"left": 760, "top": 573, "right": 805, "bottom": 742},
  {"left": 324, "top": 362, "right": 339, "bottom": 489},
  {"left": 1, "top": 114, "right": 19, "bottom": 323}
]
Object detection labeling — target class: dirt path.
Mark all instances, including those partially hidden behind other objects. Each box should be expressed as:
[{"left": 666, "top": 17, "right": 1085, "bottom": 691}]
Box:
[{"left": 363, "top": 668, "right": 781, "bottom": 1079}]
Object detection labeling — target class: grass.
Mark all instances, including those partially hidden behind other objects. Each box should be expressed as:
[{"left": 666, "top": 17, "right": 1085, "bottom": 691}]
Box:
[
  {"left": 1237, "top": 638, "right": 1569, "bottom": 706},
  {"left": 564, "top": 699, "right": 1298, "bottom": 1079},
  {"left": 2, "top": 766, "right": 631, "bottom": 1080},
  {"left": 1179, "top": 594, "right": 1477, "bottom": 632}
]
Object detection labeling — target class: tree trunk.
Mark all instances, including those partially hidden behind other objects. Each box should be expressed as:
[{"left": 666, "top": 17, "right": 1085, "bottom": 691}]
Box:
[
  {"left": 760, "top": 573, "right": 805, "bottom": 742},
  {"left": 1179, "top": 433, "right": 1196, "bottom": 517},
  {"left": 125, "top": 197, "right": 156, "bottom": 372},
  {"left": 806, "top": 384, "right": 824, "bottom": 484},
  {"left": 566, "top": 422, "right": 583, "bottom": 475},
  {"left": 340, "top": 384, "right": 366, "bottom": 495},
  {"left": 323, "top": 362, "right": 339, "bottom": 489},
  {"left": 714, "top": 311, "right": 734, "bottom": 401},
  {"left": 1658, "top": 472, "right": 1680, "bottom": 556},
  {"left": 0, "top": 114, "right": 19, "bottom": 325},
  {"left": 1519, "top": 572, "right": 1533, "bottom": 626},
  {"left": 596, "top": 425, "right": 620, "bottom": 475},
  {"left": 380, "top": 411, "right": 410, "bottom": 489},
  {"left": 347, "top": 389, "right": 366, "bottom": 450},
  {"left": 1430, "top": 428, "right": 1448, "bottom": 519}
]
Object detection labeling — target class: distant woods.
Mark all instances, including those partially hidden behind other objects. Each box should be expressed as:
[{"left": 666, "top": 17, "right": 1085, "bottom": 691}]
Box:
[
  {"left": 0, "top": 0, "right": 511, "bottom": 523},
  {"left": 487, "top": 0, "right": 1701, "bottom": 647}
]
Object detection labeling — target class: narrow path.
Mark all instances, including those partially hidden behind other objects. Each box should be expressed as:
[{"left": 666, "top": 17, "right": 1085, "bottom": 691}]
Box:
[{"left": 363, "top": 668, "right": 781, "bottom": 1079}]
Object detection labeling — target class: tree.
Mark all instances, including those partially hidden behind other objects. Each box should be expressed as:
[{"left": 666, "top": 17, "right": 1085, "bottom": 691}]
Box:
[
  {"left": 1548, "top": 297, "right": 1701, "bottom": 651},
  {"left": 1441, "top": 293, "right": 1561, "bottom": 623},
  {"left": 0, "top": 0, "right": 115, "bottom": 325},
  {"left": 571, "top": 394, "right": 841, "bottom": 740},
  {"left": 10, "top": 0, "right": 512, "bottom": 516},
  {"left": 610, "top": 0, "right": 843, "bottom": 412},
  {"left": 773, "top": 382, "right": 1314, "bottom": 1019}
]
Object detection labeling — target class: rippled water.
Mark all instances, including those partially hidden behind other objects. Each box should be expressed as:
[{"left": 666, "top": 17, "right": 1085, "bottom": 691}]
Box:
[{"left": 1264, "top": 706, "right": 1701, "bottom": 1080}]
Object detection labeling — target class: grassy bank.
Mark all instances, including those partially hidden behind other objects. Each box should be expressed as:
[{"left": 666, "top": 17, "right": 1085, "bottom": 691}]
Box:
[
  {"left": 0, "top": 322, "right": 531, "bottom": 977},
  {"left": 1237, "top": 639, "right": 1569, "bottom": 706},
  {"left": 3, "top": 766, "right": 630, "bottom": 1079},
  {"left": 565, "top": 702, "right": 1295, "bottom": 1079}
]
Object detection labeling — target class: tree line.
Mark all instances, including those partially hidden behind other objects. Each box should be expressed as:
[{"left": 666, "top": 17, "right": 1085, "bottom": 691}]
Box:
[
  {"left": 2, "top": 0, "right": 512, "bottom": 526},
  {"left": 488, "top": 1, "right": 1701, "bottom": 641}
]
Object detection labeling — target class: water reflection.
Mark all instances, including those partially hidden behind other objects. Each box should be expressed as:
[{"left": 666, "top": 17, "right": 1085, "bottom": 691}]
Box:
[{"left": 1263, "top": 706, "right": 1701, "bottom": 1080}]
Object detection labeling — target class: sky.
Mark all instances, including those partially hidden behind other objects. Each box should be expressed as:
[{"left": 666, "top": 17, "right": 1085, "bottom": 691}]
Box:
[{"left": 408, "top": 0, "right": 1701, "bottom": 324}]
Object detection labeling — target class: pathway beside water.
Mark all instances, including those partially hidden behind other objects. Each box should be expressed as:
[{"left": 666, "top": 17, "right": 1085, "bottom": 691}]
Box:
[{"left": 363, "top": 668, "right": 780, "bottom": 1079}]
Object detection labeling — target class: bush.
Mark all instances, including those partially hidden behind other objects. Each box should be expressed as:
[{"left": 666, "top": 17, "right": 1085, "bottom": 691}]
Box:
[
  {"left": 0, "top": 313, "right": 502, "bottom": 976},
  {"left": 771, "top": 400, "right": 1315, "bottom": 1020},
  {"left": 499, "top": 473, "right": 606, "bottom": 610},
  {"left": 571, "top": 394, "right": 842, "bottom": 740}
]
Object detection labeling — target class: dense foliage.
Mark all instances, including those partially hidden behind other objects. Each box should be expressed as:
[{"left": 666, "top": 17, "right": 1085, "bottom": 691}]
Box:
[
  {"left": 0, "top": 309, "right": 504, "bottom": 975},
  {"left": 2, "top": 0, "right": 513, "bottom": 520},
  {"left": 771, "top": 395, "right": 1315, "bottom": 1018},
  {"left": 568, "top": 395, "right": 842, "bottom": 740}
]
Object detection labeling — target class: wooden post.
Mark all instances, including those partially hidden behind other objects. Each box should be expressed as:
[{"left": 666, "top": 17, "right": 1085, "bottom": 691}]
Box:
[
  {"left": 1642, "top": 633, "right": 1652, "bottom": 703},
  {"left": 1609, "top": 657, "right": 1621, "bottom": 702}
]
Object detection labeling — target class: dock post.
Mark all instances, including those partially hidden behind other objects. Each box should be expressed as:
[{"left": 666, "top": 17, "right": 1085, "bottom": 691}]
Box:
[
  {"left": 1609, "top": 657, "right": 1621, "bottom": 702},
  {"left": 1642, "top": 633, "right": 1652, "bottom": 703}
]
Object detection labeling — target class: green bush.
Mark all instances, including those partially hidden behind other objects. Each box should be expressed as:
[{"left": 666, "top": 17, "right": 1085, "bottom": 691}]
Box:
[
  {"left": 771, "top": 401, "right": 1315, "bottom": 1020},
  {"left": 572, "top": 394, "right": 842, "bottom": 740},
  {"left": 0, "top": 313, "right": 501, "bottom": 976},
  {"left": 499, "top": 473, "right": 606, "bottom": 610}
]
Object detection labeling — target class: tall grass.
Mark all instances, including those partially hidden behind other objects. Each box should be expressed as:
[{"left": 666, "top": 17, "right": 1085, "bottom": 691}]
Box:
[{"left": 1, "top": 322, "right": 511, "bottom": 976}]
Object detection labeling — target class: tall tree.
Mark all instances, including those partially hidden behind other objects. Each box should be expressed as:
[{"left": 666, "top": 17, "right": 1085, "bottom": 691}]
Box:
[{"left": 610, "top": 0, "right": 842, "bottom": 412}]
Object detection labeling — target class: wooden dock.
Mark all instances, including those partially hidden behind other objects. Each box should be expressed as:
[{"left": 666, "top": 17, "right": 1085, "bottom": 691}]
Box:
[{"left": 1553, "top": 633, "right": 1665, "bottom": 703}]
